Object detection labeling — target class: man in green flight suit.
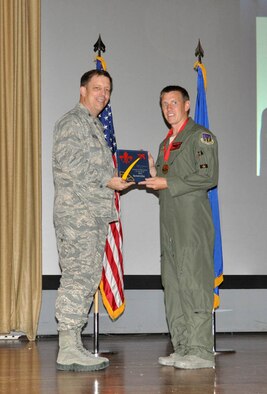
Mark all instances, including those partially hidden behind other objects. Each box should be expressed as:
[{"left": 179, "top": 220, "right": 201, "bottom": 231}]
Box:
[{"left": 140, "top": 85, "right": 218, "bottom": 369}]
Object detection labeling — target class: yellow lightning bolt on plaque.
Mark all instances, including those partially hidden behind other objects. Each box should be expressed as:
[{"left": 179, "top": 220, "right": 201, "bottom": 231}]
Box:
[{"left": 122, "top": 157, "right": 140, "bottom": 180}]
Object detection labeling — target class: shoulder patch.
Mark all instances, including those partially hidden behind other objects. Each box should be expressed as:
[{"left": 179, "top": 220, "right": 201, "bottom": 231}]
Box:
[{"left": 200, "top": 132, "right": 214, "bottom": 145}]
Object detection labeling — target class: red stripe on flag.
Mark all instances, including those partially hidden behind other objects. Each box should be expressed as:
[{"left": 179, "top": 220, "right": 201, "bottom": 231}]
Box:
[
  {"left": 103, "top": 223, "right": 124, "bottom": 301},
  {"left": 109, "top": 223, "right": 124, "bottom": 297},
  {"left": 101, "top": 276, "right": 118, "bottom": 311}
]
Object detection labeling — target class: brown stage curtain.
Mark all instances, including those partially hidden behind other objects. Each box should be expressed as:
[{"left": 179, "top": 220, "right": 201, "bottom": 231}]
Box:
[{"left": 0, "top": 0, "right": 42, "bottom": 340}]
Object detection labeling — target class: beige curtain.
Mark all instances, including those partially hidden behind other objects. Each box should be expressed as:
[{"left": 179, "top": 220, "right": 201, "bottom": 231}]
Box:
[{"left": 0, "top": 0, "right": 42, "bottom": 340}]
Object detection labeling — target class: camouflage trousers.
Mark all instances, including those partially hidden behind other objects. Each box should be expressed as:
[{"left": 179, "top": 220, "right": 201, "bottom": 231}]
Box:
[{"left": 55, "top": 216, "right": 109, "bottom": 331}]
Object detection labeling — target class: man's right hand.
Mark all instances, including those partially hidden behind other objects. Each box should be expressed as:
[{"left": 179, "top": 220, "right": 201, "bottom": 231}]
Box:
[{"left": 107, "top": 177, "right": 135, "bottom": 191}]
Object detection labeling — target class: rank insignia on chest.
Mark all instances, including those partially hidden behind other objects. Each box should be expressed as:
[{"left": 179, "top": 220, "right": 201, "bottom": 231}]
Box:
[
  {"left": 170, "top": 141, "right": 182, "bottom": 151},
  {"left": 200, "top": 133, "right": 214, "bottom": 145}
]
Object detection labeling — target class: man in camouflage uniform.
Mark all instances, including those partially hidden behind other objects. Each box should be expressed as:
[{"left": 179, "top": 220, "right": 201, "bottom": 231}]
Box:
[
  {"left": 53, "top": 69, "right": 133, "bottom": 372},
  {"left": 140, "top": 86, "right": 218, "bottom": 369}
]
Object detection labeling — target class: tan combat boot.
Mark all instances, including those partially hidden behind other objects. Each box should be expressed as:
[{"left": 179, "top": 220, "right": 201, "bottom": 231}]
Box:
[
  {"left": 76, "top": 328, "right": 109, "bottom": 360},
  {"left": 57, "top": 329, "right": 109, "bottom": 372}
]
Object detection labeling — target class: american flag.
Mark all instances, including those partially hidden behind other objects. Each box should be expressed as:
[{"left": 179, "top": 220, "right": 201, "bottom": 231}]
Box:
[{"left": 96, "top": 56, "right": 125, "bottom": 319}]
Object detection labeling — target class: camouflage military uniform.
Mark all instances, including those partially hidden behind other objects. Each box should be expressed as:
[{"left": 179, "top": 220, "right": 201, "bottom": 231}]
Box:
[
  {"left": 53, "top": 103, "right": 117, "bottom": 331},
  {"left": 156, "top": 118, "right": 218, "bottom": 362}
]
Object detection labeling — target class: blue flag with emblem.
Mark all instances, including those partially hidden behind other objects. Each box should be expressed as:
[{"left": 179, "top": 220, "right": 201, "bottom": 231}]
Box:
[{"left": 194, "top": 63, "right": 223, "bottom": 309}]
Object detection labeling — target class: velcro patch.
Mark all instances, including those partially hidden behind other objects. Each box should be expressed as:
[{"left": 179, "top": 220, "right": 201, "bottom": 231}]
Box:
[
  {"left": 171, "top": 142, "right": 182, "bottom": 150},
  {"left": 200, "top": 133, "right": 214, "bottom": 145},
  {"left": 200, "top": 164, "right": 208, "bottom": 169}
]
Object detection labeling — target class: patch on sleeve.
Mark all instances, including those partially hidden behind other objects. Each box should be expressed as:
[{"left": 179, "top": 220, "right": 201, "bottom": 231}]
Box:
[
  {"left": 200, "top": 133, "right": 214, "bottom": 145},
  {"left": 200, "top": 164, "right": 208, "bottom": 169}
]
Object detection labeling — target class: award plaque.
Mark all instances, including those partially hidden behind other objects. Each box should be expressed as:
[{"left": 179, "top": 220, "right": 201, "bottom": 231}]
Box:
[{"left": 117, "top": 149, "right": 150, "bottom": 183}]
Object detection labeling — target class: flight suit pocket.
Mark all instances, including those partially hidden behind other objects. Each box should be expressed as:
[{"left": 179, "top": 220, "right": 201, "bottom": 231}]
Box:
[{"left": 191, "top": 289, "right": 213, "bottom": 313}]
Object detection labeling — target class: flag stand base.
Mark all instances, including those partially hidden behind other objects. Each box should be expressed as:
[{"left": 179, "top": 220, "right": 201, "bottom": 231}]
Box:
[
  {"left": 92, "top": 290, "right": 118, "bottom": 356},
  {"left": 213, "top": 311, "right": 236, "bottom": 355},
  {"left": 215, "top": 349, "right": 236, "bottom": 355}
]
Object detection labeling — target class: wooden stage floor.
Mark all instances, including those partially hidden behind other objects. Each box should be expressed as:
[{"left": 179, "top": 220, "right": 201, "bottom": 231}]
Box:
[{"left": 0, "top": 333, "right": 267, "bottom": 393}]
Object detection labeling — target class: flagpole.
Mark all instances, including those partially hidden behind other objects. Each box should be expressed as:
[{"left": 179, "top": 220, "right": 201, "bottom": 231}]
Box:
[
  {"left": 91, "top": 34, "right": 106, "bottom": 355},
  {"left": 91, "top": 35, "right": 121, "bottom": 356},
  {"left": 194, "top": 40, "right": 235, "bottom": 355},
  {"left": 93, "top": 291, "right": 99, "bottom": 355}
]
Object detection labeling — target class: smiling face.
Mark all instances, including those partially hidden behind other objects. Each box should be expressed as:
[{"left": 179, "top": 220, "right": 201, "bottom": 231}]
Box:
[
  {"left": 80, "top": 74, "right": 111, "bottom": 117},
  {"left": 161, "top": 91, "right": 190, "bottom": 132}
]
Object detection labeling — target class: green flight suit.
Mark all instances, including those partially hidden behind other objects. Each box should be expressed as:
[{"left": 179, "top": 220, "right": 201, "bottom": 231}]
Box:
[{"left": 156, "top": 117, "right": 218, "bottom": 361}]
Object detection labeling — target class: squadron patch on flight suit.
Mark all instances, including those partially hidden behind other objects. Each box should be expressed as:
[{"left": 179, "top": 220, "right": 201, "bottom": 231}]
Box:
[{"left": 200, "top": 133, "right": 214, "bottom": 145}]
